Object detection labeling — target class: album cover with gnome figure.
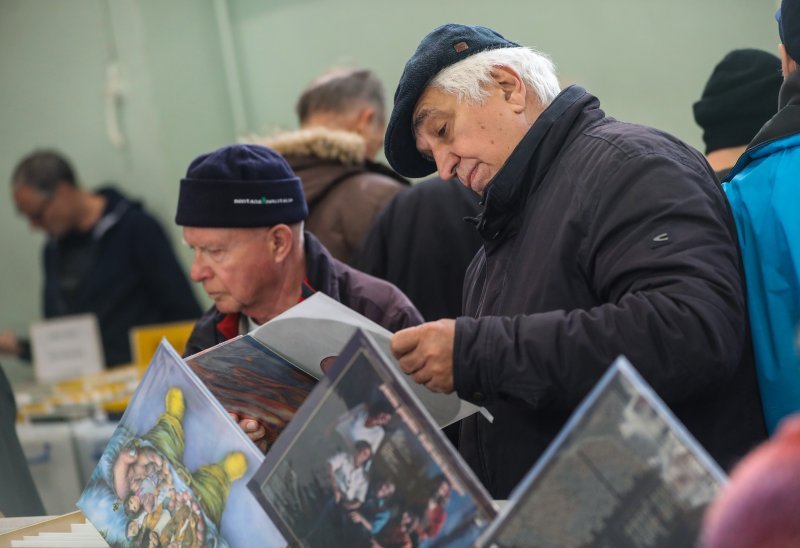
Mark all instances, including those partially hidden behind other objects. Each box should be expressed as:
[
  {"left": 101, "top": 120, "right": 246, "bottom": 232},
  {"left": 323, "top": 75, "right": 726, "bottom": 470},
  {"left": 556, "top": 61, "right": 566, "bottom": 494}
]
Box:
[{"left": 76, "top": 341, "right": 285, "bottom": 547}]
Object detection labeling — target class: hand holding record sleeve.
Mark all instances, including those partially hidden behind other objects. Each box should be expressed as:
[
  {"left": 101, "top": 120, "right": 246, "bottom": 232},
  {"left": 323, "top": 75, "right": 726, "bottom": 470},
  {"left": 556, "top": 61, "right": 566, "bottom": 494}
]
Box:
[{"left": 392, "top": 319, "right": 456, "bottom": 393}]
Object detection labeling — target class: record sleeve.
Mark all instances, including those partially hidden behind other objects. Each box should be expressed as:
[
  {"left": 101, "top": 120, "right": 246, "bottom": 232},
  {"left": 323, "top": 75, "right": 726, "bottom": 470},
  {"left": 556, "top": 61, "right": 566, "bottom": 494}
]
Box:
[
  {"left": 477, "top": 356, "right": 727, "bottom": 548},
  {"left": 248, "top": 329, "right": 497, "bottom": 547},
  {"left": 77, "top": 341, "right": 285, "bottom": 547}
]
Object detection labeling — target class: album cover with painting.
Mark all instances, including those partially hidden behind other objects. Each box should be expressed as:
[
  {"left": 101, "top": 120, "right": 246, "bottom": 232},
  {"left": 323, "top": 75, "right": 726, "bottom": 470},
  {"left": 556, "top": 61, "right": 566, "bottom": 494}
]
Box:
[{"left": 76, "top": 341, "right": 285, "bottom": 547}]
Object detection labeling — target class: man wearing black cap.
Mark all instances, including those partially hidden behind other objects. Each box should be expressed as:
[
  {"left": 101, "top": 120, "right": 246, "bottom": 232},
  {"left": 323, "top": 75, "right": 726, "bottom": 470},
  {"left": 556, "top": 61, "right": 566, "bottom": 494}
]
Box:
[
  {"left": 693, "top": 49, "right": 782, "bottom": 181},
  {"left": 385, "top": 24, "right": 767, "bottom": 498},
  {"left": 175, "top": 144, "right": 422, "bottom": 449},
  {"left": 722, "top": 0, "right": 800, "bottom": 435}
]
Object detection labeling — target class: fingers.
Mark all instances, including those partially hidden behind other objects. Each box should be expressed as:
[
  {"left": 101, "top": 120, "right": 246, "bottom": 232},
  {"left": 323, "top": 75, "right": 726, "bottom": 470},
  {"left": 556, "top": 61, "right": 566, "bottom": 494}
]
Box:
[
  {"left": 398, "top": 353, "right": 425, "bottom": 375},
  {"left": 411, "top": 368, "right": 432, "bottom": 386},
  {"left": 241, "top": 419, "right": 266, "bottom": 439},
  {"left": 391, "top": 325, "right": 423, "bottom": 358},
  {"left": 230, "top": 412, "right": 268, "bottom": 450}
]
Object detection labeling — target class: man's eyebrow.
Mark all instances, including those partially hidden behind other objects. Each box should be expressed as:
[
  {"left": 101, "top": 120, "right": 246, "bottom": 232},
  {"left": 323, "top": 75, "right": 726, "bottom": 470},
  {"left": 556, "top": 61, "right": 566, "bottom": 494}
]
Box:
[{"left": 413, "top": 108, "right": 435, "bottom": 132}]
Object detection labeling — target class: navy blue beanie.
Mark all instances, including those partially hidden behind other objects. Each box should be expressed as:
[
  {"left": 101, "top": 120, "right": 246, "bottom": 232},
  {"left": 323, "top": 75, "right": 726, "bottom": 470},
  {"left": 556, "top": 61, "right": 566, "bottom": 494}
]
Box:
[
  {"left": 175, "top": 144, "right": 308, "bottom": 227},
  {"left": 777, "top": 0, "right": 800, "bottom": 63},
  {"left": 384, "top": 24, "right": 519, "bottom": 178}
]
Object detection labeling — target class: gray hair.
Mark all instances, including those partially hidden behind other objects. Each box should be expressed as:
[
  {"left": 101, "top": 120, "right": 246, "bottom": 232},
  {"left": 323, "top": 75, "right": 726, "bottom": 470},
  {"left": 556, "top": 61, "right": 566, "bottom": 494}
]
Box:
[
  {"left": 11, "top": 149, "right": 77, "bottom": 196},
  {"left": 429, "top": 47, "right": 560, "bottom": 107},
  {"left": 296, "top": 68, "right": 386, "bottom": 125}
]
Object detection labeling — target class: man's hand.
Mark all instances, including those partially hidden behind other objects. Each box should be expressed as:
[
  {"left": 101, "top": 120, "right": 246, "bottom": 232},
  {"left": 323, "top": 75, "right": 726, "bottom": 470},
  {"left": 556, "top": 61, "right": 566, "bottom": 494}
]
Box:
[
  {"left": 0, "top": 331, "right": 20, "bottom": 356},
  {"left": 391, "top": 320, "right": 456, "bottom": 393},
  {"left": 228, "top": 412, "right": 268, "bottom": 453}
]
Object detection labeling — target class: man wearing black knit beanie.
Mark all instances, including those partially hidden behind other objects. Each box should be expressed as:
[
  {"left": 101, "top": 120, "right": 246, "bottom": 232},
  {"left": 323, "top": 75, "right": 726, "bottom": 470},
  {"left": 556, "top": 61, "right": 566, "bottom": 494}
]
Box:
[
  {"left": 693, "top": 49, "right": 782, "bottom": 181},
  {"left": 175, "top": 144, "right": 422, "bottom": 451}
]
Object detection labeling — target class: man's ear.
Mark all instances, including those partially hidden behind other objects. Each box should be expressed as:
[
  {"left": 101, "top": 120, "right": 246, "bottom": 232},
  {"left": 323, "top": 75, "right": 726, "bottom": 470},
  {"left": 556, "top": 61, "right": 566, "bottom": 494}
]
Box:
[
  {"left": 779, "top": 43, "right": 798, "bottom": 78},
  {"left": 353, "top": 105, "right": 377, "bottom": 133},
  {"left": 491, "top": 66, "right": 527, "bottom": 113},
  {"left": 54, "top": 179, "right": 73, "bottom": 199},
  {"left": 268, "top": 224, "right": 295, "bottom": 263}
]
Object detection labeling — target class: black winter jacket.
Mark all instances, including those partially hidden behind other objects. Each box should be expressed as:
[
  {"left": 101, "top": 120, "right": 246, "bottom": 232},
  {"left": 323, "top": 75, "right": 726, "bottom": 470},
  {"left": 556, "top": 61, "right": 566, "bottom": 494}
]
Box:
[
  {"left": 184, "top": 232, "right": 423, "bottom": 356},
  {"left": 354, "top": 177, "right": 482, "bottom": 321},
  {"left": 454, "top": 86, "right": 767, "bottom": 498},
  {"left": 43, "top": 187, "right": 201, "bottom": 365}
]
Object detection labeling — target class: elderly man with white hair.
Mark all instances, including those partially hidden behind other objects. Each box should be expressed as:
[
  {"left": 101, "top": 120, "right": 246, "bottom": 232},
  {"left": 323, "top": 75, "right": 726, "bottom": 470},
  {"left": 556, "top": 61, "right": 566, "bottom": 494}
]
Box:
[{"left": 385, "top": 24, "right": 767, "bottom": 498}]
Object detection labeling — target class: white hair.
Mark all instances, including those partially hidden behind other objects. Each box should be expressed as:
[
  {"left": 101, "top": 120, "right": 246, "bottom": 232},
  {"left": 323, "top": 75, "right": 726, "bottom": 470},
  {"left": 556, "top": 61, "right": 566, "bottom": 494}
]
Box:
[{"left": 429, "top": 47, "right": 561, "bottom": 107}]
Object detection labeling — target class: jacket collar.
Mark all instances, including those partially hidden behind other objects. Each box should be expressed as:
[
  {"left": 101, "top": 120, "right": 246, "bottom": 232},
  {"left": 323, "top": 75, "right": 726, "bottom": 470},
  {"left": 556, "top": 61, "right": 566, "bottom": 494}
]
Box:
[
  {"left": 303, "top": 231, "right": 339, "bottom": 297},
  {"left": 92, "top": 187, "right": 132, "bottom": 240},
  {"left": 475, "top": 85, "right": 595, "bottom": 240},
  {"left": 259, "top": 127, "right": 368, "bottom": 166},
  {"left": 726, "top": 69, "right": 800, "bottom": 180},
  {"left": 749, "top": 69, "right": 800, "bottom": 148}
]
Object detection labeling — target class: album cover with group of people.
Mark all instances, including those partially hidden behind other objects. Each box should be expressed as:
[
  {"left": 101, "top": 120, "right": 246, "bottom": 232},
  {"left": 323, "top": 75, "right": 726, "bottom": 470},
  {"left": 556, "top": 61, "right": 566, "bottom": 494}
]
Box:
[{"left": 247, "top": 330, "right": 498, "bottom": 547}]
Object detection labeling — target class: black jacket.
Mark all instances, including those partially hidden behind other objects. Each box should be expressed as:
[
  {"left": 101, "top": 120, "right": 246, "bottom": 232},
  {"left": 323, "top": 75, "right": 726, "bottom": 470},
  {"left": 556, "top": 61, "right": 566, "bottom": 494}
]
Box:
[
  {"left": 354, "top": 177, "right": 482, "bottom": 321},
  {"left": 454, "top": 86, "right": 767, "bottom": 498},
  {"left": 184, "top": 232, "right": 423, "bottom": 356},
  {"left": 43, "top": 187, "right": 201, "bottom": 365}
]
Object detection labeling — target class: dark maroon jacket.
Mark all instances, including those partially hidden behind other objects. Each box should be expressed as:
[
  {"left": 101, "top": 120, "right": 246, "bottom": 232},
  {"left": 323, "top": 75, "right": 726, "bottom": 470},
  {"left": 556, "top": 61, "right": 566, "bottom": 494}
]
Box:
[
  {"left": 184, "top": 232, "right": 422, "bottom": 356},
  {"left": 454, "top": 86, "right": 767, "bottom": 498}
]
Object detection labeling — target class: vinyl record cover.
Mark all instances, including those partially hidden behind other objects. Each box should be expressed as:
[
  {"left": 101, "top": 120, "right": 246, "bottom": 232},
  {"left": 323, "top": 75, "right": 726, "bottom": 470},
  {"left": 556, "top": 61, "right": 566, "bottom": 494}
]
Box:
[
  {"left": 186, "top": 335, "right": 316, "bottom": 448},
  {"left": 77, "top": 341, "right": 285, "bottom": 548},
  {"left": 252, "top": 292, "right": 486, "bottom": 428},
  {"left": 477, "top": 356, "right": 727, "bottom": 548},
  {"left": 248, "top": 329, "right": 496, "bottom": 548}
]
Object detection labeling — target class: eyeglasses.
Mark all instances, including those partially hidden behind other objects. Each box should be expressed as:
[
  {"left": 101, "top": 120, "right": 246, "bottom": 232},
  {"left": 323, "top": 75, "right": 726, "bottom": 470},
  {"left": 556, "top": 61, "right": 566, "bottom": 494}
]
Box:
[{"left": 25, "top": 195, "right": 54, "bottom": 224}]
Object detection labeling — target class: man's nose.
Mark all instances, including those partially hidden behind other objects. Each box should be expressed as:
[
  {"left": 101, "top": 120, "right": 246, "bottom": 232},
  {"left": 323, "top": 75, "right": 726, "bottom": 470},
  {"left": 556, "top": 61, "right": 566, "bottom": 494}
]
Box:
[
  {"left": 433, "top": 148, "right": 458, "bottom": 181},
  {"left": 190, "top": 254, "right": 209, "bottom": 282}
]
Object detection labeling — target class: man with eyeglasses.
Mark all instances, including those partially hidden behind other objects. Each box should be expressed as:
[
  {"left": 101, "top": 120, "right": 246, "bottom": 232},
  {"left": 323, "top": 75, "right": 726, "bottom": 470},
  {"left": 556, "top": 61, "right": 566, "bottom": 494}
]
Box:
[{"left": 2, "top": 149, "right": 201, "bottom": 366}]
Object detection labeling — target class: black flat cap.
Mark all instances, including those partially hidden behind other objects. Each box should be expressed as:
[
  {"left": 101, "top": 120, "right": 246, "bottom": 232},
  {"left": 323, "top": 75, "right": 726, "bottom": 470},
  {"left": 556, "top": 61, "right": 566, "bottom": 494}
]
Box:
[{"left": 384, "top": 24, "right": 519, "bottom": 178}]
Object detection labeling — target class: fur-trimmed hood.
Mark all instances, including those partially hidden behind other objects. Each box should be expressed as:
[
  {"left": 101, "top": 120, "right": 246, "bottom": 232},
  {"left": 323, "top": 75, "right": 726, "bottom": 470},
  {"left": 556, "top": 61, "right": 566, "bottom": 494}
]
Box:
[
  {"left": 250, "top": 126, "right": 409, "bottom": 264},
  {"left": 255, "top": 126, "right": 367, "bottom": 166}
]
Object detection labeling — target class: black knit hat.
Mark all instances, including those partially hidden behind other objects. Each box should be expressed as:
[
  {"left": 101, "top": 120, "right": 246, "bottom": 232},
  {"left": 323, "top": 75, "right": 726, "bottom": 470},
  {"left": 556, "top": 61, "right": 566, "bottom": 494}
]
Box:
[
  {"left": 777, "top": 0, "right": 800, "bottom": 63},
  {"left": 384, "top": 24, "right": 520, "bottom": 178},
  {"left": 175, "top": 144, "right": 308, "bottom": 227},
  {"left": 693, "top": 49, "right": 782, "bottom": 154}
]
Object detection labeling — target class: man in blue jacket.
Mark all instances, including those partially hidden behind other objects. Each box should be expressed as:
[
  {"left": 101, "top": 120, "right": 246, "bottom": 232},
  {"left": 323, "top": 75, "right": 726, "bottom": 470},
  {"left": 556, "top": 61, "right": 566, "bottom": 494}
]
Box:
[
  {"left": 3, "top": 150, "right": 201, "bottom": 366},
  {"left": 723, "top": 0, "right": 800, "bottom": 433}
]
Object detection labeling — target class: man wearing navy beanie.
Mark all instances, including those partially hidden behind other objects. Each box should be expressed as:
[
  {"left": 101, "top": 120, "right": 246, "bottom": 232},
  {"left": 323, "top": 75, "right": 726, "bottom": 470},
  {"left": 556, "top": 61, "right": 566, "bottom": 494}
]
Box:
[
  {"left": 722, "top": 0, "right": 800, "bottom": 434},
  {"left": 176, "top": 144, "right": 422, "bottom": 451}
]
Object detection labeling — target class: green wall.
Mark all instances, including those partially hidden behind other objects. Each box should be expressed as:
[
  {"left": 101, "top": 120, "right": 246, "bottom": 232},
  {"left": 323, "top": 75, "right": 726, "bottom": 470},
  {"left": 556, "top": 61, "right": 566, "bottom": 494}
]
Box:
[{"left": 0, "top": 0, "right": 778, "bottom": 383}]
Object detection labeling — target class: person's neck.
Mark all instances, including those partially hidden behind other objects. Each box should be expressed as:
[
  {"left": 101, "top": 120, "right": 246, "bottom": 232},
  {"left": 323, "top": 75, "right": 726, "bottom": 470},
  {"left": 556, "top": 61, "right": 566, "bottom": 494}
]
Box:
[
  {"left": 301, "top": 113, "right": 351, "bottom": 132},
  {"left": 706, "top": 146, "right": 747, "bottom": 173},
  {"left": 73, "top": 190, "right": 107, "bottom": 233}
]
